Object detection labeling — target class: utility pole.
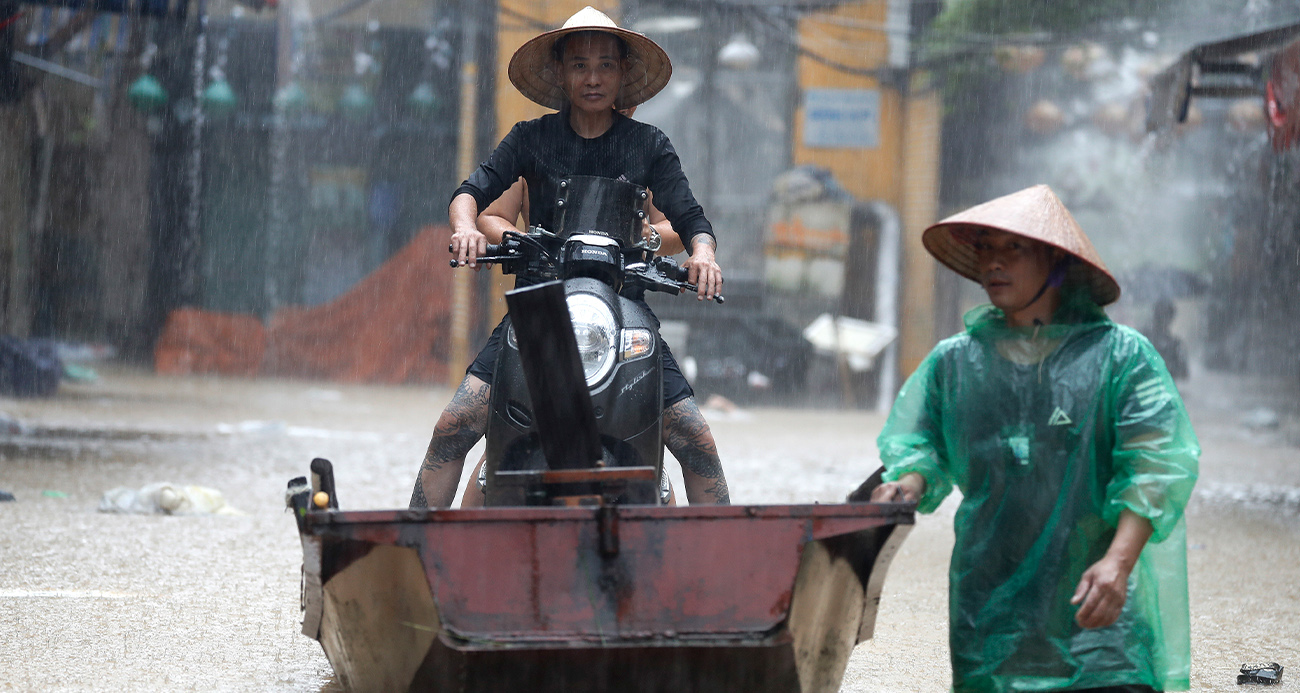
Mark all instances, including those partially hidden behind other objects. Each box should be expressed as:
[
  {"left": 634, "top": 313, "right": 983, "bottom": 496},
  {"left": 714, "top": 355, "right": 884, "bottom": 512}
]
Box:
[
  {"left": 701, "top": 1, "right": 721, "bottom": 212},
  {"left": 265, "top": 0, "right": 296, "bottom": 315},
  {"left": 182, "top": 0, "right": 207, "bottom": 307},
  {"left": 449, "top": 1, "right": 479, "bottom": 375}
]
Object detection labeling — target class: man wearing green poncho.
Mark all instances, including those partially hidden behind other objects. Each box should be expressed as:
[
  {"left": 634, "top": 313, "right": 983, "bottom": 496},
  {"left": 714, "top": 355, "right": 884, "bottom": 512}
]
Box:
[{"left": 871, "top": 185, "right": 1199, "bottom": 693}]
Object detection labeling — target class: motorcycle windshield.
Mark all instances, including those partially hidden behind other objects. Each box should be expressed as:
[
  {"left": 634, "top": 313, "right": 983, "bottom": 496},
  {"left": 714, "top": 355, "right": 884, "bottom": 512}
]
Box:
[{"left": 555, "top": 175, "right": 646, "bottom": 248}]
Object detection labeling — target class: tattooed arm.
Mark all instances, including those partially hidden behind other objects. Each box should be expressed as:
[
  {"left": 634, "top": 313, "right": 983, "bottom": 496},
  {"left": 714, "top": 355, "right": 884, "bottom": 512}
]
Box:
[
  {"left": 409, "top": 375, "right": 492, "bottom": 508},
  {"left": 663, "top": 397, "right": 730, "bottom": 504}
]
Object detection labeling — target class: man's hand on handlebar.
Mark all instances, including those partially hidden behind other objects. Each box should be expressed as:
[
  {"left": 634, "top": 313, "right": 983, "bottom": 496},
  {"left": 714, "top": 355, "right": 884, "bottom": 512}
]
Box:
[
  {"left": 449, "top": 193, "right": 487, "bottom": 269},
  {"left": 683, "top": 236, "right": 722, "bottom": 301},
  {"left": 450, "top": 225, "right": 488, "bottom": 269}
]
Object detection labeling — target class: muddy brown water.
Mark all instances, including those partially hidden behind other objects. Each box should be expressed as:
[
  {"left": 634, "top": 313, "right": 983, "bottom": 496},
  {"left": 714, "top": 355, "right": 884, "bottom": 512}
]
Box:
[{"left": 1, "top": 366, "right": 1296, "bottom": 691}]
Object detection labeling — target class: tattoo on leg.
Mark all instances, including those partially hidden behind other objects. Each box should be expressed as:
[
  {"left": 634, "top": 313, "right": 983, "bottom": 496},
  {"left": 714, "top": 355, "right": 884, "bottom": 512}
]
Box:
[
  {"left": 410, "top": 377, "right": 491, "bottom": 508},
  {"left": 421, "top": 427, "right": 484, "bottom": 474},
  {"left": 664, "top": 398, "right": 730, "bottom": 503},
  {"left": 423, "top": 377, "right": 491, "bottom": 468},
  {"left": 408, "top": 477, "right": 428, "bottom": 508}
]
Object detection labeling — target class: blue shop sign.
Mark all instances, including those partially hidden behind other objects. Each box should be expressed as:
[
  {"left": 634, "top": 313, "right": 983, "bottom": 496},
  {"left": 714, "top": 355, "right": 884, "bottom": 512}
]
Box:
[{"left": 803, "top": 88, "right": 879, "bottom": 149}]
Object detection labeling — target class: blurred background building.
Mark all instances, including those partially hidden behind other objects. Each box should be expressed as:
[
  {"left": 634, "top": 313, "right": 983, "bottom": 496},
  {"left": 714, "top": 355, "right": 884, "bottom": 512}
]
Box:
[{"left": 2, "top": 0, "right": 1299, "bottom": 409}]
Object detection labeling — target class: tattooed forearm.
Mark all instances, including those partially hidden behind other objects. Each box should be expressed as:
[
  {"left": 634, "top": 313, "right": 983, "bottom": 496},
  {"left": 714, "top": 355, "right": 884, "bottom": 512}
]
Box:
[
  {"left": 690, "top": 234, "right": 716, "bottom": 252},
  {"left": 664, "top": 397, "right": 730, "bottom": 504}
]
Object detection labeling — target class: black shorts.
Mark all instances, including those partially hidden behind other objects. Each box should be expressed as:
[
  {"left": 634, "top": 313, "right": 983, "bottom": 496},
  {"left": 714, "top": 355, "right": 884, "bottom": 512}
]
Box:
[{"left": 466, "top": 315, "right": 695, "bottom": 408}]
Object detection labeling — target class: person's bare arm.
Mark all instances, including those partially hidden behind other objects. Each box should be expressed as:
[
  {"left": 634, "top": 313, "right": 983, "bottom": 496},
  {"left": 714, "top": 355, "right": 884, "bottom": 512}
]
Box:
[
  {"left": 479, "top": 179, "right": 527, "bottom": 243},
  {"left": 1071, "top": 510, "right": 1154, "bottom": 628},
  {"left": 644, "top": 194, "right": 684, "bottom": 256},
  {"left": 450, "top": 193, "right": 486, "bottom": 267}
]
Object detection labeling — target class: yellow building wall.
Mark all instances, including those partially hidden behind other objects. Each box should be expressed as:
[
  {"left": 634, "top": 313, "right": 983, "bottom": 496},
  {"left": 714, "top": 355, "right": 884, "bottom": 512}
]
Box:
[
  {"left": 794, "top": 1, "right": 942, "bottom": 377},
  {"left": 899, "top": 77, "right": 943, "bottom": 376},
  {"left": 793, "top": 2, "right": 901, "bottom": 207}
]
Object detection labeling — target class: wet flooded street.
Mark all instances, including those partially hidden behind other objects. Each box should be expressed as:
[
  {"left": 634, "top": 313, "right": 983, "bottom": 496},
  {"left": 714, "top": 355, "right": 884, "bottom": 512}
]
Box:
[{"left": 2, "top": 366, "right": 1297, "bottom": 692}]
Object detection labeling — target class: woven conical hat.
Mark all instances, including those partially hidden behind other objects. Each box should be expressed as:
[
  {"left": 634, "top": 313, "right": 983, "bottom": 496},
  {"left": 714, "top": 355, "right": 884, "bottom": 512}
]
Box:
[
  {"left": 508, "top": 6, "right": 672, "bottom": 111},
  {"left": 922, "top": 184, "right": 1121, "bottom": 306}
]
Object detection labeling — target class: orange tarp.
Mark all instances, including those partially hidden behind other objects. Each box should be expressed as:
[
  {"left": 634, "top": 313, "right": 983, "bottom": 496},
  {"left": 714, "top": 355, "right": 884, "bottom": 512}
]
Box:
[
  {"left": 154, "top": 308, "right": 266, "bottom": 376},
  {"left": 155, "top": 225, "right": 454, "bottom": 384}
]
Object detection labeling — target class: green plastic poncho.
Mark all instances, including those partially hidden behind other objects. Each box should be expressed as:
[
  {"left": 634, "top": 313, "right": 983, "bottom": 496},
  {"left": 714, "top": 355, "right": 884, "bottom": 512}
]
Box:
[{"left": 879, "top": 292, "right": 1199, "bottom": 693}]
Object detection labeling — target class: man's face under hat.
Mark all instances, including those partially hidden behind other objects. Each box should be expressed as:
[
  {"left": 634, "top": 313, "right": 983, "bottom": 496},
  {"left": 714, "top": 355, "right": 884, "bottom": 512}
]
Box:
[
  {"left": 963, "top": 228, "right": 1061, "bottom": 314},
  {"left": 557, "top": 33, "right": 626, "bottom": 116}
]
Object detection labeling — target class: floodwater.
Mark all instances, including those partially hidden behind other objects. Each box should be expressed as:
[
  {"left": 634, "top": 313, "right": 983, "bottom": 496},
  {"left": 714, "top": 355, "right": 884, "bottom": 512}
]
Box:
[{"left": 1, "top": 366, "right": 1297, "bottom": 692}]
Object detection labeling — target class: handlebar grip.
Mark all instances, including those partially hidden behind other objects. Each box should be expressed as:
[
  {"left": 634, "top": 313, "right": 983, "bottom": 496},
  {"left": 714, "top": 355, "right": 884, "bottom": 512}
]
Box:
[
  {"left": 680, "top": 282, "right": 725, "bottom": 305},
  {"left": 450, "top": 243, "right": 506, "bottom": 269}
]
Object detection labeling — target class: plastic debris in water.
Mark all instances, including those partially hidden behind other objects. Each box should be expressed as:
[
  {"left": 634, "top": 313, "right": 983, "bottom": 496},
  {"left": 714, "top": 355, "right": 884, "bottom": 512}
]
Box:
[
  {"left": 1238, "top": 662, "right": 1284, "bottom": 685},
  {"left": 63, "top": 364, "right": 99, "bottom": 382},
  {"left": 98, "top": 483, "right": 243, "bottom": 516},
  {"left": 1239, "top": 408, "right": 1280, "bottom": 431}
]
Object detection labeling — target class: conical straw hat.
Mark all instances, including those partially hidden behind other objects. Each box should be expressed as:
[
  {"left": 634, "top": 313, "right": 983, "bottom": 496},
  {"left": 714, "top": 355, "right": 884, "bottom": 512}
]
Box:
[
  {"left": 508, "top": 6, "right": 672, "bottom": 111},
  {"left": 922, "top": 184, "right": 1121, "bottom": 306}
]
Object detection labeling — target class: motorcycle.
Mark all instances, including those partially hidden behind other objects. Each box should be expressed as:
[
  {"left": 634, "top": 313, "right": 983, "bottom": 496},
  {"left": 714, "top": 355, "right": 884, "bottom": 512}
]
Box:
[
  {"left": 454, "top": 175, "right": 721, "bottom": 507},
  {"left": 289, "top": 180, "right": 915, "bottom": 688}
]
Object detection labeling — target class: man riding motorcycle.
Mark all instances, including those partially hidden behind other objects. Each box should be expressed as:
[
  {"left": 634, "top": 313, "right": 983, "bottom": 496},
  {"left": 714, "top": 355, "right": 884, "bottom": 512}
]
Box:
[{"left": 411, "top": 6, "right": 730, "bottom": 508}]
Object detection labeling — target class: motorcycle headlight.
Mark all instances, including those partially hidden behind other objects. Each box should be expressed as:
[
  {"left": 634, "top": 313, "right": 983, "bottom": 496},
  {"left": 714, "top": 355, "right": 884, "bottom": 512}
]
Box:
[{"left": 567, "top": 293, "right": 618, "bottom": 386}]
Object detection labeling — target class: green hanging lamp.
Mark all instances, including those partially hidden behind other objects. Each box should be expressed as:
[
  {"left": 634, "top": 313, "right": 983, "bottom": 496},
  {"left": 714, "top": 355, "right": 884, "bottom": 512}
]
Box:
[
  {"left": 202, "top": 78, "right": 238, "bottom": 119},
  {"left": 339, "top": 83, "right": 373, "bottom": 120},
  {"left": 274, "top": 80, "right": 310, "bottom": 114},
  {"left": 408, "top": 82, "right": 438, "bottom": 115},
  {"left": 128, "top": 74, "right": 169, "bottom": 113}
]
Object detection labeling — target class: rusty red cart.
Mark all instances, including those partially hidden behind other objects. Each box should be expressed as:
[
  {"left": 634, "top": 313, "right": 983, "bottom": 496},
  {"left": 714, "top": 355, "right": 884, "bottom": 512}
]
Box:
[{"left": 289, "top": 484, "right": 912, "bottom": 693}]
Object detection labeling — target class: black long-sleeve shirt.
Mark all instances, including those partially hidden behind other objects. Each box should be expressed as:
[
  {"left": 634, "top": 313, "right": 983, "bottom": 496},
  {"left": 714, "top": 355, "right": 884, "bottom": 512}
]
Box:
[{"left": 453, "top": 110, "right": 714, "bottom": 252}]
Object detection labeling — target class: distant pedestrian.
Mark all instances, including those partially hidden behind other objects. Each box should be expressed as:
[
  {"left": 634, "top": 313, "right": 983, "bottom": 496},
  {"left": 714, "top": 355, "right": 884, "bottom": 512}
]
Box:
[
  {"left": 1143, "top": 298, "right": 1189, "bottom": 381},
  {"left": 870, "top": 185, "right": 1199, "bottom": 693}
]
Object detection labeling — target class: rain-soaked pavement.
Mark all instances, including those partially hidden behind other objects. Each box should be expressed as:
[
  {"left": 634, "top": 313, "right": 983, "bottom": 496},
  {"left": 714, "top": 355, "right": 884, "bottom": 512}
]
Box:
[{"left": 2, "top": 365, "right": 1297, "bottom": 692}]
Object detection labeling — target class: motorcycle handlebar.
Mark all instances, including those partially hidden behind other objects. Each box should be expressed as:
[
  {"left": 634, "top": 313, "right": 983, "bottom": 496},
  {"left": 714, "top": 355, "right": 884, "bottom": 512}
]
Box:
[
  {"left": 686, "top": 287, "right": 725, "bottom": 305},
  {"left": 652, "top": 259, "right": 723, "bottom": 304},
  {"left": 446, "top": 241, "right": 723, "bottom": 303},
  {"left": 448, "top": 242, "right": 507, "bottom": 268}
]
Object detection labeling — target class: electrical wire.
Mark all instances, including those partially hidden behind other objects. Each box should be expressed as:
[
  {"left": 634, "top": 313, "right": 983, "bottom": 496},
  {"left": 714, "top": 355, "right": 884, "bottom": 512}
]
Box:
[
  {"left": 499, "top": 5, "right": 549, "bottom": 32},
  {"left": 743, "top": 7, "right": 894, "bottom": 78},
  {"left": 503, "top": 229, "right": 552, "bottom": 257}
]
